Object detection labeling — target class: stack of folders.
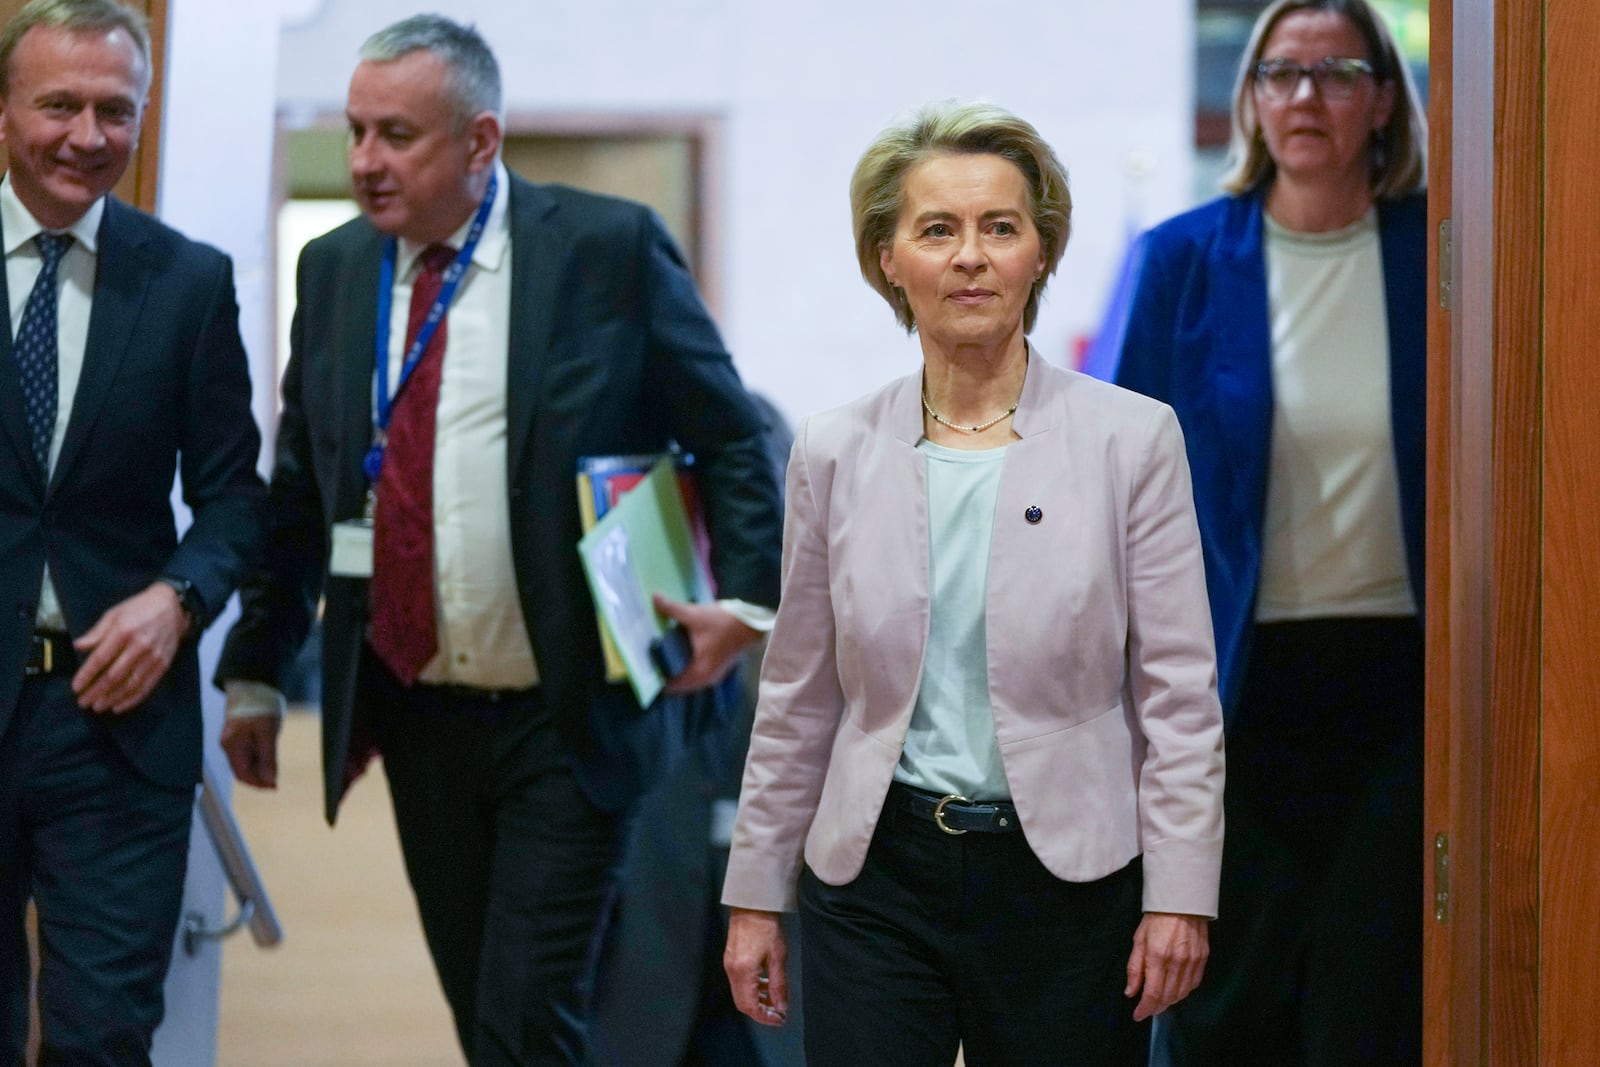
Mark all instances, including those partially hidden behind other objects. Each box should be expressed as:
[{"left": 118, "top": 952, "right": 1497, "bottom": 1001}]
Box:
[{"left": 575, "top": 453, "right": 714, "bottom": 706}]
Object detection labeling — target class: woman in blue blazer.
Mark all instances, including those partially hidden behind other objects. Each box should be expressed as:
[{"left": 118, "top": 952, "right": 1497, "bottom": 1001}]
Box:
[{"left": 1086, "top": 1, "right": 1427, "bottom": 1062}]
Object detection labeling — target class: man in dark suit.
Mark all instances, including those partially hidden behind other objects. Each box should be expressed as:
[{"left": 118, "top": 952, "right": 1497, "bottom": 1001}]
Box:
[
  {"left": 0, "top": 0, "right": 265, "bottom": 1062},
  {"left": 216, "top": 14, "right": 781, "bottom": 1066}
]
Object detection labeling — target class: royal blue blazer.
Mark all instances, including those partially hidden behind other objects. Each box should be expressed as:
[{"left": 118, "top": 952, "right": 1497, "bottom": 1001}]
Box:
[{"left": 1083, "top": 189, "right": 1426, "bottom": 719}]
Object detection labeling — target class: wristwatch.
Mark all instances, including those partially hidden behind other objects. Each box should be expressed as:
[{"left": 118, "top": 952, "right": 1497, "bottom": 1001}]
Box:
[{"left": 155, "top": 575, "right": 203, "bottom": 635}]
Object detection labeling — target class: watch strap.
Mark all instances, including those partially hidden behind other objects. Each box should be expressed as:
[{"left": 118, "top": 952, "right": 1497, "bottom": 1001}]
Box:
[{"left": 155, "top": 575, "right": 202, "bottom": 634}]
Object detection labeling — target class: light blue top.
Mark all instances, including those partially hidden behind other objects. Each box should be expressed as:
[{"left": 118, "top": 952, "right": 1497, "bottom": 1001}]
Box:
[{"left": 893, "top": 438, "right": 1012, "bottom": 801}]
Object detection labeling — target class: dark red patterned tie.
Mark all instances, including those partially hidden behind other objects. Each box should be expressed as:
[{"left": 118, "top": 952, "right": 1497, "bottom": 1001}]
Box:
[{"left": 369, "top": 243, "right": 455, "bottom": 684}]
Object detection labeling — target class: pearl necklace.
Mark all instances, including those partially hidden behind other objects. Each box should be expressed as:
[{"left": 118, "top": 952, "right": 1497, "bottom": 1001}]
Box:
[{"left": 921, "top": 388, "right": 1021, "bottom": 434}]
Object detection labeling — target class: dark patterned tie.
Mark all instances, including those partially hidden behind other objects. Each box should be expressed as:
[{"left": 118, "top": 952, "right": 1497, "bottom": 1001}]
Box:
[
  {"left": 369, "top": 243, "right": 456, "bottom": 684},
  {"left": 14, "top": 233, "right": 72, "bottom": 472}
]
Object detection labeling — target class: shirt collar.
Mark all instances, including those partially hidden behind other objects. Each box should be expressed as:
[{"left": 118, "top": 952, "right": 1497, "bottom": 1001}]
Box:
[
  {"left": 395, "top": 159, "right": 510, "bottom": 280},
  {"left": 0, "top": 173, "right": 104, "bottom": 257}
]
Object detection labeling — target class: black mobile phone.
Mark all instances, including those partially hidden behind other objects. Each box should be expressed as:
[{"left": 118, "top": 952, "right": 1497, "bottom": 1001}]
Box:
[{"left": 649, "top": 625, "right": 693, "bottom": 679}]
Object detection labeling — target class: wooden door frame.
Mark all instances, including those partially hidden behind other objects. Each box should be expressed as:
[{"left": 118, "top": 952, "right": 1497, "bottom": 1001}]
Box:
[
  {"left": 124, "top": 0, "right": 166, "bottom": 213},
  {"left": 1426, "top": 0, "right": 1543, "bottom": 1063}
]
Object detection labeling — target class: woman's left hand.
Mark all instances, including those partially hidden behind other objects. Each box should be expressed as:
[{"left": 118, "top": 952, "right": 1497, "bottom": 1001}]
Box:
[
  {"left": 1124, "top": 911, "right": 1210, "bottom": 1021},
  {"left": 725, "top": 906, "right": 790, "bottom": 1026}
]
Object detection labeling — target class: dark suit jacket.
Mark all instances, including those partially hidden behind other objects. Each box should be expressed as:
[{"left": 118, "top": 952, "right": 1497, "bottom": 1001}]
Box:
[
  {"left": 0, "top": 196, "right": 265, "bottom": 789},
  {"left": 218, "top": 172, "right": 782, "bottom": 822},
  {"left": 1083, "top": 190, "right": 1427, "bottom": 718}
]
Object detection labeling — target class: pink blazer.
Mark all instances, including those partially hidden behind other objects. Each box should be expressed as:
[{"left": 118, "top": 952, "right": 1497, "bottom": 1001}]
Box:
[{"left": 722, "top": 359, "right": 1225, "bottom": 917}]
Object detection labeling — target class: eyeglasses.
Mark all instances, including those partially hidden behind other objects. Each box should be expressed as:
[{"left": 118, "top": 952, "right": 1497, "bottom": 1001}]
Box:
[{"left": 1253, "top": 57, "right": 1376, "bottom": 101}]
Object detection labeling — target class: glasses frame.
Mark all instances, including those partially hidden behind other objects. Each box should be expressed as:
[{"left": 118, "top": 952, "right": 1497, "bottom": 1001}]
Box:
[{"left": 1252, "top": 57, "right": 1378, "bottom": 102}]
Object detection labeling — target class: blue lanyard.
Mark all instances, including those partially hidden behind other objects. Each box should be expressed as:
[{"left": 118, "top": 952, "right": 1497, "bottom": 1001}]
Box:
[{"left": 363, "top": 170, "right": 498, "bottom": 486}]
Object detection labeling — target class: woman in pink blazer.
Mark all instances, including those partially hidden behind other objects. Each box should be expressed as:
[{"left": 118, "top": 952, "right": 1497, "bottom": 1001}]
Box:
[{"left": 722, "top": 102, "right": 1226, "bottom": 1066}]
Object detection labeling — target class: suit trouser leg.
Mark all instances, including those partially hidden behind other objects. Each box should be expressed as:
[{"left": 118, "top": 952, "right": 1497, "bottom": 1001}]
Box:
[
  {"left": 0, "top": 711, "right": 31, "bottom": 1067},
  {"left": 0, "top": 675, "right": 191, "bottom": 1067},
  {"left": 370, "top": 664, "right": 629, "bottom": 1067},
  {"left": 1165, "top": 618, "right": 1423, "bottom": 1067},
  {"left": 798, "top": 799, "right": 1149, "bottom": 1067}
]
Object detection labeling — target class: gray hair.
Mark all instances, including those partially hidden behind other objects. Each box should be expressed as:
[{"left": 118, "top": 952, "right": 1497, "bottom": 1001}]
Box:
[
  {"left": 0, "top": 0, "right": 151, "bottom": 98},
  {"left": 1222, "top": 0, "right": 1426, "bottom": 198},
  {"left": 851, "top": 100, "right": 1071, "bottom": 335},
  {"left": 360, "top": 13, "right": 502, "bottom": 130}
]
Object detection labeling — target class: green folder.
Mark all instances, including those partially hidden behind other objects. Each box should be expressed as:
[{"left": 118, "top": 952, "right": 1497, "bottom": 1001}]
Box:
[{"left": 577, "top": 456, "right": 713, "bottom": 707}]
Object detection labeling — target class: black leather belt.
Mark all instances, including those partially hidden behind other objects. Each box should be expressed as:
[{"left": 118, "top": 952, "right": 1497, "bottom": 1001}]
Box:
[
  {"left": 23, "top": 630, "right": 77, "bottom": 678},
  {"left": 406, "top": 680, "right": 541, "bottom": 724},
  {"left": 418, "top": 682, "right": 537, "bottom": 706},
  {"left": 891, "top": 783, "right": 1020, "bottom": 835}
]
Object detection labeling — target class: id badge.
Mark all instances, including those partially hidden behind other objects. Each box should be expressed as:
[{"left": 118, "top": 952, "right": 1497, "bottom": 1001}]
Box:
[{"left": 329, "top": 519, "right": 374, "bottom": 578}]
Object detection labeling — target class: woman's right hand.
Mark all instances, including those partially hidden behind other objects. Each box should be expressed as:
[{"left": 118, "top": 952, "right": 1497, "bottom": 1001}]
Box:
[{"left": 724, "top": 906, "right": 790, "bottom": 1026}]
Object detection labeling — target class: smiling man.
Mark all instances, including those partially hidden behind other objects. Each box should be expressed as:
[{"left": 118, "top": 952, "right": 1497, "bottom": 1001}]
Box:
[
  {"left": 0, "top": 0, "right": 265, "bottom": 1062},
  {"left": 217, "top": 13, "right": 781, "bottom": 1065}
]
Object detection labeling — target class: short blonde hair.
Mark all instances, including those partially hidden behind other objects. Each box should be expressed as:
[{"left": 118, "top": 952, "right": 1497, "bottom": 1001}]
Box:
[
  {"left": 0, "top": 0, "right": 150, "bottom": 97},
  {"left": 1222, "top": 0, "right": 1426, "bottom": 198},
  {"left": 851, "top": 101, "right": 1071, "bottom": 334}
]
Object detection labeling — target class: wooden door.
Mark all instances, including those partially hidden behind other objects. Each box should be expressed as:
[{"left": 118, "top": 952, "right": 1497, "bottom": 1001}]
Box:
[
  {"left": 1429, "top": 0, "right": 1600, "bottom": 1063},
  {"left": 1426, "top": 0, "right": 1544, "bottom": 1060},
  {"left": 1539, "top": 0, "right": 1600, "bottom": 1059}
]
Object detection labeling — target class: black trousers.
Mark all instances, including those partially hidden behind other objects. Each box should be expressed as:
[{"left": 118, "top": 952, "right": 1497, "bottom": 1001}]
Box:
[
  {"left": 366, "top": 656, "right": 631, "bottom": 1067},
  {"left": 0, "top": 674, "right": 191, "bottom": 1067},
  {"left": 798, "top": 790, "right": 1149, "bottom": 1067},
  {"left": 1165, "top": 617, "right": 1423, "bottom": 1067}
]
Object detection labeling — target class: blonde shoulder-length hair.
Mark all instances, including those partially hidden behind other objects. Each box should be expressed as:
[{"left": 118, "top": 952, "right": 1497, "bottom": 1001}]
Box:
[
  {"left": 850, "top": 101, "right": 1072, "bottom": 335},
  {"left": 1221, "top": 0, "right": 1426, "bottom": 199}
]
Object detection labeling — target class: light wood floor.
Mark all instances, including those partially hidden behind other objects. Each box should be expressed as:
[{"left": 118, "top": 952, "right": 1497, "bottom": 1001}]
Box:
[
  {"left": 217, "top": 713, "right": 966, "bottom": 1067},
  {"left": 217, "top": 712, "right": 462, "bottom": 1066}
]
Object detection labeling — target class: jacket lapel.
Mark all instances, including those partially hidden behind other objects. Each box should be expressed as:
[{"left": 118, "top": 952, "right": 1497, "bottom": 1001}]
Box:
[
  {"left": 336, "top": 227, "right": 383, "bottom": 519},
  {"left": 505, "top": 177, "right": 559, "bottom": 486},
  {"left": 0, "top": 210, "right": 45, "bottom": 493},
  {"left": 1379, "top": 195, "right": 1428, "bottom": 608},
  {"left": 1208, "top": 192, "right": 1275, "bottom": 521},
  {"left": 50, "top": 198, "right": 149, "bottom": 494}
]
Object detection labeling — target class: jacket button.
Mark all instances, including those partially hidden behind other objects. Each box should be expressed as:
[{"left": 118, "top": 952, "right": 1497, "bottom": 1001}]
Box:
[{"left": 1024, "top": 505, "right": 1043, "bottom": 524}]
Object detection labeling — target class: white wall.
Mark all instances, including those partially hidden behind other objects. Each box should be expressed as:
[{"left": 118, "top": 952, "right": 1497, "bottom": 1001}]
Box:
[
  {"left": 278, "top": 0, "right": 1195, "bottom": 424},
  {"left": 150, "top": 2, "right": 282, "bottom": 1063}
]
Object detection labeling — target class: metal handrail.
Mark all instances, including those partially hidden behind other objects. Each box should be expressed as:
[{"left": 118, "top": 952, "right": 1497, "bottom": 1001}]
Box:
[{"left": 183, "top": 759, "right": 284, "bottom": 954}]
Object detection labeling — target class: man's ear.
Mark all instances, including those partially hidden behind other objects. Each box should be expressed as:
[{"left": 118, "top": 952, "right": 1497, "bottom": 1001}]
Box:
[{"left": 466, "top": 111, "right": 502, "bottom": 173}]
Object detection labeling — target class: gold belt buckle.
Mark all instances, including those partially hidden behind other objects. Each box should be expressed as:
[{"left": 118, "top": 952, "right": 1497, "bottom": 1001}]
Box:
[
  {"left": 25, "top": 634, "right": 52, "bottom": 676},
  {"left": 932, "top": 793, "right": 970, "bottom": 836}
]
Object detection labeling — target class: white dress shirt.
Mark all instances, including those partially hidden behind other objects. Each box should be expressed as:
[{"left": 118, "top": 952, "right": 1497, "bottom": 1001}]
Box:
[
  {"left": 3, "top": 175, "right": 106, "bottom": 631},
  {"left": 229, "top": 161, "right": 771, "bottom": 718},
  {"left": 387, "top": 161, "right": 537, "bottom": 688}
]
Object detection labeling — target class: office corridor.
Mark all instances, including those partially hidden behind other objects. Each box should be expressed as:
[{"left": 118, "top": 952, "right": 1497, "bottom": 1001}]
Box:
[{"left": 217, "top": 712, "right": 460, "bottom": 1065}]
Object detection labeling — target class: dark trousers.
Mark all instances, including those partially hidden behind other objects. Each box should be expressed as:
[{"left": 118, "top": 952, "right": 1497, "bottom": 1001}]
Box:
[
  {"left": 0, "top": 675, "right": 191, "bottom": 1067},
  {"left": 1165, "top": 617, "right": 1423, "bottom": 1067},
  {"left": 366, "top": 656, "right": 631, "bottom": 1067},
  {"left": 798, "top": 790, "right": 1149, "bottom": 1067}
]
